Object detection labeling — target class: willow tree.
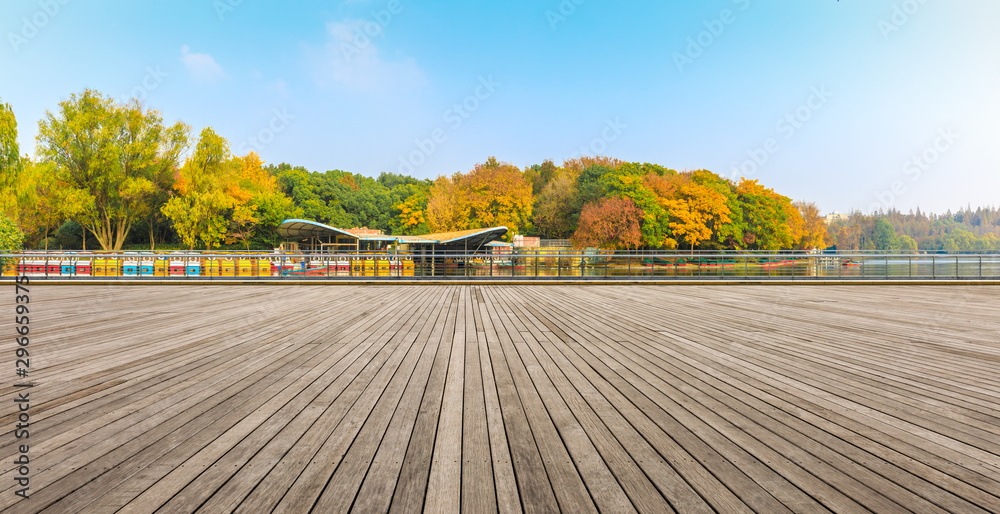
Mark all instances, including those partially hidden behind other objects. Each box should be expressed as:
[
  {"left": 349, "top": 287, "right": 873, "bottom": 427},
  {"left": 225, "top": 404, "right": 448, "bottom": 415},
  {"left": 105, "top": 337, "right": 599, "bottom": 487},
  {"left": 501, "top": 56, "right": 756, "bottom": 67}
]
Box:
[{"left": 36, "top": 89, "right": 189, "bottom": 250}]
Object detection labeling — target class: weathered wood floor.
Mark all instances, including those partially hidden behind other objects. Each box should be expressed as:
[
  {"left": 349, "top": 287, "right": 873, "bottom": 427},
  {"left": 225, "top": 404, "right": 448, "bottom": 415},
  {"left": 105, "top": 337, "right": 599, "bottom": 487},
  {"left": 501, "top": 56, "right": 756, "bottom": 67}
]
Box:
[{"left": 2, "top": 285, "right": 1000, "bottom": 513}]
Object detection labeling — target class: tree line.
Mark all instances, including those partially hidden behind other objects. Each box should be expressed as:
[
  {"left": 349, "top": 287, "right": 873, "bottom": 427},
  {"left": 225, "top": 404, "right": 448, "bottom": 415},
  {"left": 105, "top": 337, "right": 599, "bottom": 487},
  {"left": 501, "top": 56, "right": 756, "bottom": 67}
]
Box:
[
  {"left": 829, "top": 207, "right": 1000, "bottom": 252},
  {"left": 2, "top": 89, "right": 990, "bottom": 253}
]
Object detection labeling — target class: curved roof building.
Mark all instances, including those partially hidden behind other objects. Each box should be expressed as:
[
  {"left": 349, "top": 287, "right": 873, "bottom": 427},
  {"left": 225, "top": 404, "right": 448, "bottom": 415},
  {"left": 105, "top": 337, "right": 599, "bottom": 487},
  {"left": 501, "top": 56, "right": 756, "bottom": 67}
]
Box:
[{"left": 278, "top": 219, "right": 509, "bottom": 253}]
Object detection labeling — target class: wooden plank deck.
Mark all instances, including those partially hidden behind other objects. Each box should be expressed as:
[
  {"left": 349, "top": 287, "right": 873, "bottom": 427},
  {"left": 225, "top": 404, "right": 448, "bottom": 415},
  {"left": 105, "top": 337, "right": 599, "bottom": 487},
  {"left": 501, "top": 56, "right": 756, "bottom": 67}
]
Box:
[{"left": 2, "top": 285, "right": 1000, "bottom": 513}]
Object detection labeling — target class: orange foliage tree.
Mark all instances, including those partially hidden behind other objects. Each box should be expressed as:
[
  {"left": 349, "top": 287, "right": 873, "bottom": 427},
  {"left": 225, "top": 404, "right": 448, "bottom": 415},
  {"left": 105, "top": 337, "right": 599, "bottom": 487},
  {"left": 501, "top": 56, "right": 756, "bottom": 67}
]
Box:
[{"left": 572, "top": 196, "right": 643, "bottom": 250}]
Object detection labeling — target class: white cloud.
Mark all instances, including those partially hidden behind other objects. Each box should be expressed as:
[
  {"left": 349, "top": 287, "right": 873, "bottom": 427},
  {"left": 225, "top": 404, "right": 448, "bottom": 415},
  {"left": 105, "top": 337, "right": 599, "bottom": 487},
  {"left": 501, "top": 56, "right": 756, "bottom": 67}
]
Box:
[
  {"left": 180, "top": 45, "right": 227, "bottom": 83},
  {"left": 313, "top": 20, "right": 426, "bottom": 92}
]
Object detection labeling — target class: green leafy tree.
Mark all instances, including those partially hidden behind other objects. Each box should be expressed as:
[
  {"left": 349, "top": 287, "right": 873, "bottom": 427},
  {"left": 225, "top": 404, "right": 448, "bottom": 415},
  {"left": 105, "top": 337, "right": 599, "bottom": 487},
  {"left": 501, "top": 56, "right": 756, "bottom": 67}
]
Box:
[
  {"left": 735, "top": 179, "right": 793, "bottom": 250},
  {"left": 0, "top": 214, "right": 24, "bottom": 251},
  {"left": 873, "top": 218, "right": 900, "bottom": 251},
  {"left": 36, "top": 89, "right": 189, "bottom": 250},
  {"left": 601, "top": 163, "right": 672, "bottom": 248},
  {"left": 0, "top": 98, "right": 22, "bottom": 217},
  {"left": 898, "top": 234, "right": 917, "bottom": 252}
]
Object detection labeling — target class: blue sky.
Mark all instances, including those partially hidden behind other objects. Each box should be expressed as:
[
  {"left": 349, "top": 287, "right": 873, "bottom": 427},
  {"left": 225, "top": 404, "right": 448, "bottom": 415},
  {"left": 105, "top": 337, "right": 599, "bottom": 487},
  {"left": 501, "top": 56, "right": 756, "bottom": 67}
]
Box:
[{"left": 2, "top": 0, "right": 998, "bottom": 214}]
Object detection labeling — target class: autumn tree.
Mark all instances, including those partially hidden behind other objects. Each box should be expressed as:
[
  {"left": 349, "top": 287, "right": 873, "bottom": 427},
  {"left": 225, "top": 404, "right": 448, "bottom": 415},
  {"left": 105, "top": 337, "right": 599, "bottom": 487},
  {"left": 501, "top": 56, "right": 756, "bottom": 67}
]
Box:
[
  {"left": 793, "top": 201, "right": 827, "bottom": 250},
  {"left": 36, "top": 90, "right": 189, "bottom": 250},
  {"left": 785, "top": 201, "right": 806, "bottom": 250},
  {"left": 524, "top": 159, "right": 560, "bottom": 195},
  {"left": 532, "top": 173, "right": 577, "bottom": 238},
  {"left": 17, "top": 161, "right": 63, "bottom": 249},
  {"left": 392, "top": 186, "right": 430, "bottom": 235},
  {"left": 462, "top": 157, "right": 533, "bottom": 234},
  {"left": 690, "top": 170, "right": 744, "bottom": 249},
  {"left": 599, "top": 163, "right": 673, "bottom": 248},
  {"left": 225, "top": 152, "right": 299, "bottom": 249},
  {"left": 425, "top": 175, "right": 464, "bottom": 232},
  {"left": 658, "top": 174, "right": 731, "bottom": 251},
  {"left": 426, "top": 157, "right": 533, "bottom": 238},
  {"left": 161, "top": 127, "right": 237, "bottom": 249},
  {"left": 562, "top": 156, "right": 624, "bottom": 176},
  {"left": 572, "top": 196, "right": 643, "bottom": 250}
]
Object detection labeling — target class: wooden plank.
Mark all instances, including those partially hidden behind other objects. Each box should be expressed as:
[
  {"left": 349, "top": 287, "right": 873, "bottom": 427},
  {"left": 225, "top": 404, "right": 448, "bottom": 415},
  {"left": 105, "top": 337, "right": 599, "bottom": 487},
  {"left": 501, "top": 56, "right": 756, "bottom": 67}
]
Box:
[
  {"left": 2, "top": 284, "right": 998, "bottom": 514},
  {"left": 479, "top": 287, "right": 599, "bottom": 513},
  {"left": 422, "top": 287, "right": 466, "bottom": 514},
  {"left": 460, "top": 286, "right": 498, "bottom": 512}
]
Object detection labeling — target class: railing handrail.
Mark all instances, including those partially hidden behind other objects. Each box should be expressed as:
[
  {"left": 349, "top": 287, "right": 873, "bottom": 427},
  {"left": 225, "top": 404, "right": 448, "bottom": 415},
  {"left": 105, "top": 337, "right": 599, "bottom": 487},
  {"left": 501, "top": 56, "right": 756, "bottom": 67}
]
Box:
[
  {"left": 3, "top": 250, "right": 997, "bottom": 281},
  {"left": 3, "top": 250, "right": 1000, "bottom": 259}
]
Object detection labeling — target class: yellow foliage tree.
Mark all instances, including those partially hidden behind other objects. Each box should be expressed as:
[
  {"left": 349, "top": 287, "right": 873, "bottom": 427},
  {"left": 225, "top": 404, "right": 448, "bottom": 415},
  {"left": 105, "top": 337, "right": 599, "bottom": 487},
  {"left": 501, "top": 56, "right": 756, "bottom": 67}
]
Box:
[
  {"left": 394, "top": 194, "right": 427, "bottom": 233},
  {"left": 425, "top": 175, "right": 463, "bottom": 232},
  {"left": 162, "top": 127, "right": 239, "bottom": 250},
  {"left": 426, "top": 157, "right": 533, "bottom": 238},
  {"left": 794, "top": 201, "right": 828, "bottom": 250},
  {"left": 659, "top": 175, "right": 731, "bottom": 251}
]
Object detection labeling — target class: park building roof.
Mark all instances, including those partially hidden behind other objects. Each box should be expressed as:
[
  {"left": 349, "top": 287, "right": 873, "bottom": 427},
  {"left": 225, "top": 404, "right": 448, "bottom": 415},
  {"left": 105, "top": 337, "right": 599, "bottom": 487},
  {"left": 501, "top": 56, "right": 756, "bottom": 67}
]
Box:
[{"left": 277, "top": 219, "right": 508, "bottom": 252}]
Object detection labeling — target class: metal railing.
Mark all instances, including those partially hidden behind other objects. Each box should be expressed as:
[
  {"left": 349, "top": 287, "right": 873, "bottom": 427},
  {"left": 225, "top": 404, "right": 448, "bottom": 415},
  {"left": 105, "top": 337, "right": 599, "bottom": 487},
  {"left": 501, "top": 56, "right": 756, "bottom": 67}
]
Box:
[{"left": 2, "top": 250, "right": 999, "bottom": 281}]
